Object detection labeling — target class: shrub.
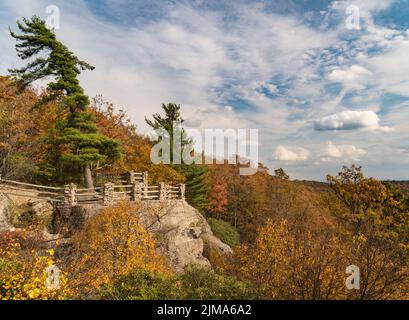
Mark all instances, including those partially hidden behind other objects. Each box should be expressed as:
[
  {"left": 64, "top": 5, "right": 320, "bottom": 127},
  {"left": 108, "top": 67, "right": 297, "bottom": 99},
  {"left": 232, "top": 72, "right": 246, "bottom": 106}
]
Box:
[
  {"left": 100, "top": 265, "right": 259, "bottom": 300},
  {"left": 0, "top": 231, "right": 70, "bottom": 300},
  {"left": 178, "top": 265, "right": 259, "bottom": 300},
  {"left": 65, "top": 201, "right": 170, "bottom": 296},
  {"left": 208, "top": 218, "right": 240, "bottom": 247},
  {"left": 100, "top": 267, "right": 179, "bottom": 300}
]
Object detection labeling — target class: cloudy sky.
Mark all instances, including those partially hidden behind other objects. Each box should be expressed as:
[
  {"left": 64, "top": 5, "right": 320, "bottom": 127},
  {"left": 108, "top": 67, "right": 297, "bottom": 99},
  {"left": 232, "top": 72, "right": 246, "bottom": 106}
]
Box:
[{"left": 1, "top": 0, "right": 409, "bottom": 180}]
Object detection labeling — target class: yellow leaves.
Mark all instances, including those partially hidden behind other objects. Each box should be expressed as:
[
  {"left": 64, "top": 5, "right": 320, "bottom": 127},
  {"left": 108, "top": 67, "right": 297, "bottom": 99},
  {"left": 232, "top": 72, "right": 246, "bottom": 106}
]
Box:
[
  {"left": 233, "top": 218, "right": 347, "bottom": 300},
  {"left": 327, "top": 165, "right": 403, "bottom": 221},
  {"left": 234, "top": 210, "right": 408, "bottom": 300},
  {"left": 66, "top": 201, "right": 171, "bottom": 296},
  {"left": 0, "top": 232, "right": 70, "bottom": 300}
]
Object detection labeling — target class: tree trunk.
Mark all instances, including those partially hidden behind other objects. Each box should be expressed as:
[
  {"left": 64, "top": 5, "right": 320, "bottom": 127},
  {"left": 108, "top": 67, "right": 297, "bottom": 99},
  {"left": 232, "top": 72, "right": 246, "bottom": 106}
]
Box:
[{"left": 84, "top": 164, "right": 94, "bottom": 190}]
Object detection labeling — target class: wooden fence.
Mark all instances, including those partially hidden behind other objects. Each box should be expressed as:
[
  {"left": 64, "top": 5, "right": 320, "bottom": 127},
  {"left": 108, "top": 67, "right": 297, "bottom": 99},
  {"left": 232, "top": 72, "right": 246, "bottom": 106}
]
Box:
[{"left": 0, "top": 171, "right": 185, "bottom": 208}]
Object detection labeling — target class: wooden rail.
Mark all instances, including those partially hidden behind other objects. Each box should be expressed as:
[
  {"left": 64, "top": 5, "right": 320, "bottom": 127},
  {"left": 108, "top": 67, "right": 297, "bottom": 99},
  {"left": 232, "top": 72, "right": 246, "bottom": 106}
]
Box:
[{"left": 0, "top": 171, "right": 185, "bottom": 208}]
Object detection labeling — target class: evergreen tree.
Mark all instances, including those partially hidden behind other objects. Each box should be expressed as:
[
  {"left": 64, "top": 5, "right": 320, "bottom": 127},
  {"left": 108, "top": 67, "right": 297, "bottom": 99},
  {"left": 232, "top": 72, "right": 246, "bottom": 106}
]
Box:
[
  {"left": 146, "top": 103, "right": 209, "bottom": 210},
  {"left": 9, "top": 16, "right": 121, "bottom": 188},
  {"left": 145, "top": 103, "right": 188, "bottom": 163},
  {"left": 178, "top": 163, "right": 209, "bottom": 211},
  {"left": 52, "top": 112, "right": 121, "bottom": 186}
]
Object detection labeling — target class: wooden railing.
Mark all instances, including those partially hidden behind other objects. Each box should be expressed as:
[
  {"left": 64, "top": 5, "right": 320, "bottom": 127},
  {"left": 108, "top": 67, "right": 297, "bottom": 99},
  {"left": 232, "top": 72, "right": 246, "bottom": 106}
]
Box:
[
  {"left": 0, "top": 171, "right": 185, "bottom": 208},
  {"left": 0, "top": 177, "right": 64, "bottom": 202}
]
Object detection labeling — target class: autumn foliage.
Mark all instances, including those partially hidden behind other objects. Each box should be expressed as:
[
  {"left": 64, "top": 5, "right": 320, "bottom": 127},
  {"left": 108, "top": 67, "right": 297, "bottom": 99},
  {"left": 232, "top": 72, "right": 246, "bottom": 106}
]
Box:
[
  {"left": 64, "top": 201, "right": 170, "bottom": 296},
  {"left": 233, "top": 219, "right": 346, "bottom": 299},
  {"left": 0, "top": 230, "right": 70, "bottom": 300}
]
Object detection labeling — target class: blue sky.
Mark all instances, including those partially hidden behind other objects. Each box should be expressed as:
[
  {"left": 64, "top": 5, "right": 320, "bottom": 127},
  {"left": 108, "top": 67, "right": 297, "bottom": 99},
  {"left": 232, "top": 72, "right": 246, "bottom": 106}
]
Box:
[{"left": 1, "top": 0, "right": 409, "bottom": 180}]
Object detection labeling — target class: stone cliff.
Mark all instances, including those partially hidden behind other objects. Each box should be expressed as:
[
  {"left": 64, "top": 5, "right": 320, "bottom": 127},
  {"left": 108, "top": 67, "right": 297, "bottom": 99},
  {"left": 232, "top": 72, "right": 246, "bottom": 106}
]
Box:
[{"left": 0, "top": 193, "right": 232, "bottom": 273}]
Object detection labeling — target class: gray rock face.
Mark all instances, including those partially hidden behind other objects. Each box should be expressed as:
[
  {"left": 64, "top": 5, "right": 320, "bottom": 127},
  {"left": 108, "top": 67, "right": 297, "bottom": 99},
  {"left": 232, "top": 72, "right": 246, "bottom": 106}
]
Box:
[
  {"left": 55, "top": 200, "right": 233, "bottom": 273},
  {"left": 0, "top": 195, "right": 62, "bottom": 246},
  {"left": 139, "top": 200, "right": 233, "bottom": 273},
  {"left": 51, "top": 203, "right": 103, "bottom": 236},
  {"left": 28, "top": 199, "right": 54, "bottom": 228},
  {"left": 28, "top": 199, "right": 53, "bottom": 216},
  {"left": 0, "top": 193, "right": 13, "bottom": 231}
]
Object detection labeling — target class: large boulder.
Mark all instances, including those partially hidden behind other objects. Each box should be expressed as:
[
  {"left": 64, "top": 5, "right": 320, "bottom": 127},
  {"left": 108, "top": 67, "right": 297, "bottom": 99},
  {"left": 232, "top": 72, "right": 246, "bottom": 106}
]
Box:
[
  {"left": 27, "top": 199, "right": 54, "bottom": 228},
  {"left": 0, "top": 193, "right": 14, "bottom": 232},
  {"left": 139, "top": 201, "right": 233, "bottom": 273},
  {"left": 0, "top": 194, "right": 63, "bottom": 248},
  {"left": 53, "top": 203, "right": 103, "bottom": 236},
  {"left": 58, "top": 200, "right": 233, "bottom": 273}
]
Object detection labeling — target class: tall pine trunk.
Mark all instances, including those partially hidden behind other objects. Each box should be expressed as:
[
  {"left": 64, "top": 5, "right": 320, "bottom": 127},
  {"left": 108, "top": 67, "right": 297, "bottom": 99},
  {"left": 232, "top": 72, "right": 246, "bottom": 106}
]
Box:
[{"left": 84, "top": 163, "right": 94, "bottom": 190}]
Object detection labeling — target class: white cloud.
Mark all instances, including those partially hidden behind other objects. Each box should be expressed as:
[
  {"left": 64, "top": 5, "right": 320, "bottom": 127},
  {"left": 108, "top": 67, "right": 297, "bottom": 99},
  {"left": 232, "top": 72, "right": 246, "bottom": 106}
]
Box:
[
  {"left": 328, "top": 65, "right": 372, "bottom": 88},
  {"left": 1, "top": 0, "right": 408, "bottom": 180},
  {"left": 322, "top": 141, "right": 366, "bottom": 161},
  {"left": 314, "top": 110, "right": 379, "bottom": 131},
  {"left": 273, "top": 146, "right": 310, "bottom": 162},
  {"left": 366, "top": 39, "right": 409, "bottom": 96},
  {"left": 379, "top": 126, "right": 395, "bottom": 133},
  {"left": 331, "top": 0, "right": 394, "bottom": 12},
  {"left": 266, "top": 84, "right": 278, "bottom": 93}
]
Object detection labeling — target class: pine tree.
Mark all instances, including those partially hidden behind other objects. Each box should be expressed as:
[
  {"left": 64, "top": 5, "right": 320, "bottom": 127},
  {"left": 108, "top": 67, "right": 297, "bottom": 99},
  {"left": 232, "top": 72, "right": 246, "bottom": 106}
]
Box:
[
  {"left": 177, "top": 163, "right": 209, "bottom": 211},
  {"left": 9, "top": 16, "right": 121, "bottom": 188},
  {"left": 145, "top": 103, "right": 189, "bottom": 163},
  {"left": 146, "top": 103, "right": 209, "bottom": 210},
  {"left": 53, "top": 112, "right": 121, "bottom": 186}
]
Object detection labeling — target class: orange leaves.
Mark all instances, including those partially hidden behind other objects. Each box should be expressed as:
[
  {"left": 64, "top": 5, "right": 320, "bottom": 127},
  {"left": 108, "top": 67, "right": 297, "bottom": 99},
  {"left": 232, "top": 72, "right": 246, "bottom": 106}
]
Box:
[
  {"left": 327, "top": 165, "right": 398, "bottom": 217},
  {"left": 0, "top": 77, "right": 182, "bottom": 183},
  {"left": 208, "top": 179, "right": 228, "bottom": 215},
  {"left": 0, "top": 76, "right": 61, "bottom": 180},
  {"left": 327, "top": 165, "right": 408, "bottom": 244},
  {"left": 233, "top": 218, "right": 347, "bottom": 300},
  {"left": 65, "top": 201, "right": 170, "bottom": 296}
]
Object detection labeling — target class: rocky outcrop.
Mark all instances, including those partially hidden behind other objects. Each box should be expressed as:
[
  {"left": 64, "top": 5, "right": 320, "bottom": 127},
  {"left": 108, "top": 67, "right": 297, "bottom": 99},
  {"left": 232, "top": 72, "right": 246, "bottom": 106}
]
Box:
[
  {"left": 62, "top": 200, "right": 234, "bottom": 272},
  {"left": 67, "top": 203, "right": 102, "bottom": 234},
  {"left": 139, "top": 201, "right": 233, "bottom": 273},
  {"left": 27, "top": 199, "right": 54, "bottom": 228},
  {"left": 0, "top": 194, "right": 62, "bottom": 245},
  {"left": 1, "top": 193, "right": 232, "bottom": 273},
  {"left": 0, "top": 193, "right": 14, "bottom": 232}
]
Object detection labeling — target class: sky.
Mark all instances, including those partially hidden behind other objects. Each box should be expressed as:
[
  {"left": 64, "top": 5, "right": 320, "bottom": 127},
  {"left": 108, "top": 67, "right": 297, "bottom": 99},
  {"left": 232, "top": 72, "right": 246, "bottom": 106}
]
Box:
[{"left": 1, "top": 0, "right": 409, "bottom": 180}]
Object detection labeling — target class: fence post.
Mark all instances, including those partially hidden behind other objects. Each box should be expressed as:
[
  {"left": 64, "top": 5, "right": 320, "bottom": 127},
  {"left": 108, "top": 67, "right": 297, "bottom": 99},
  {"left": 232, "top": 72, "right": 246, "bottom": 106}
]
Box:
[
  {"left": 164, "top": 184, "right": 170, "bottom": 200},
  {"left": 131, "top": 182, "right": 143, "bottom": 201},
  {"left": 142, "top": 172, "right": 148, "bottom": 186},
  {"left": 103, "top": 182, "right": 115, "bottom": 206},
  {"left": 63, "top": 183, "right": 77, "bottom": 207},
  {"left": 159, "top": 182, "right": 166, "bottom": 201},
  {"left": 128, "top": 171, "right": 137, "bottom": 184},
  {"left": 180, "top": 183, "right": 186, "bottom": 201}
]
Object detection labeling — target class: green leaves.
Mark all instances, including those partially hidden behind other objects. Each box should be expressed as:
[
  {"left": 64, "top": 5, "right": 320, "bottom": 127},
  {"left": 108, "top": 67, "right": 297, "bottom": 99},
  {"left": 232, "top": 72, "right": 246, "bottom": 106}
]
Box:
[
  {"left": 54, "top": 112, "right": 121, "bottom": 167},
  {"left": 9, "top": 15, "right": 94, "bottom": 108},
  {"left": 145, "top": 103, "right": 184, "bottom": 132},
  {"left": 9, "top": 16, "right": 121, "bottom": 186},
  {"left": 146, "top": 102, "right": 209, "bottom": 210},
  {"left": 174, "top": 163, "right": 209, "bottom": 211},
  {"left": 208, "top": 218, "right": 240, "bottom": 247},
  {"left": 101, "top": 266, "right": 258, "bottom": 300}
]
